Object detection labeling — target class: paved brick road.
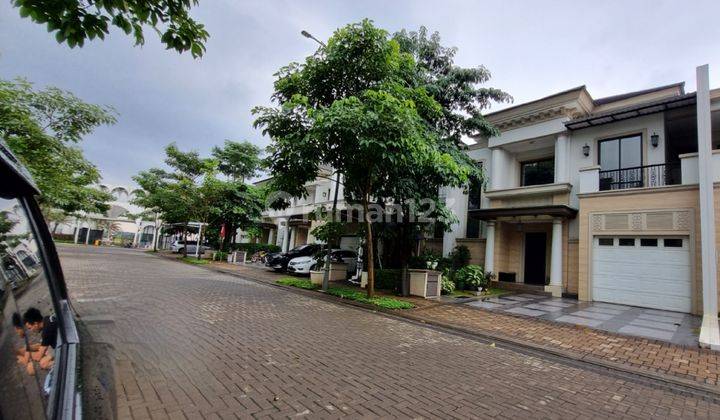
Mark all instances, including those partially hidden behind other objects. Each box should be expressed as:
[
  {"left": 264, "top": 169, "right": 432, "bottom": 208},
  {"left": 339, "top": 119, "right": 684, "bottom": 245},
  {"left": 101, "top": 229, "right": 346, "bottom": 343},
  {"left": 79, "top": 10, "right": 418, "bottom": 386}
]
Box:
[{"left": 60, "top": 246, "right": 719, "bottom": 419}]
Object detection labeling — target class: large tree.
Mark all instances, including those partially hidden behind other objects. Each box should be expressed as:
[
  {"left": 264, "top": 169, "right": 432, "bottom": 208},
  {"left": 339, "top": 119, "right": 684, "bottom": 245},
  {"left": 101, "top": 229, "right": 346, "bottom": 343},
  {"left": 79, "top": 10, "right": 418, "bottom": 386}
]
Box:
[
  {"left": 254, "top": 20, "right": 497, "bottom": 297},
  {"left": 12, "top": 0, "right": 209, "bottom": 58},
  {"left": 378, "top": 27, "right": 511, "bottom": 290},
  {"left": 133, "top": 141, "right": 265, "bottom": 256},
  {"left": 0, "top": 78, "right": 116, "bottom": 218}
]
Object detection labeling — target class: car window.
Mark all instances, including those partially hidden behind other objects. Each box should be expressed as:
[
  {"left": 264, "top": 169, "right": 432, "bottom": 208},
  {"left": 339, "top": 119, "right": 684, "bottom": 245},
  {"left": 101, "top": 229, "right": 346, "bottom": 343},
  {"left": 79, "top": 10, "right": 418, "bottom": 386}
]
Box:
[{"left": 0, "top": 197, "right": 61, "bottom": 418}]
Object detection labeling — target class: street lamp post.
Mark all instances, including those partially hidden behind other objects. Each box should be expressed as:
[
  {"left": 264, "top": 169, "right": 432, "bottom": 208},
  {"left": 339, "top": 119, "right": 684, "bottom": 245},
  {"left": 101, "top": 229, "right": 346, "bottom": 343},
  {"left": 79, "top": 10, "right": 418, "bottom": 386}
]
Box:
[{"left": 301, "top": 30, "right": 336, "bottom": 292}]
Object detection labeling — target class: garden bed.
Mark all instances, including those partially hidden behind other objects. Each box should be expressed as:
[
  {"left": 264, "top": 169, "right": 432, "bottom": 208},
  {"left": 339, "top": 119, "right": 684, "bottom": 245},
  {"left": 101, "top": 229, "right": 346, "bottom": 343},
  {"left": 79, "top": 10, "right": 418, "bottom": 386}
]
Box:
[{"left": 276, "top": 278, "right": 415, "bottom": 310}]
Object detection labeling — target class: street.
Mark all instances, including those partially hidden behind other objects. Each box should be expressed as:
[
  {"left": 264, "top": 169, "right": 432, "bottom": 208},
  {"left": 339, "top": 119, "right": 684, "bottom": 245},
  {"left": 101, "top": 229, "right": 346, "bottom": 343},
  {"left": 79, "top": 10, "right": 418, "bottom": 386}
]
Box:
[{"left": 60, "top": 246, "right": 719, "bottom": 419}]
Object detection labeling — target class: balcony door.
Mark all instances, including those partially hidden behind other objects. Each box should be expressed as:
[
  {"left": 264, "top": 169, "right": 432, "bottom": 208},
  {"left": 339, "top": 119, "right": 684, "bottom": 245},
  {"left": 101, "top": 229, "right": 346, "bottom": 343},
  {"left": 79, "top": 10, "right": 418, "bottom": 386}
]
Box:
[{"left": 598, "top": 134, "right": 642, "bottom": 190}]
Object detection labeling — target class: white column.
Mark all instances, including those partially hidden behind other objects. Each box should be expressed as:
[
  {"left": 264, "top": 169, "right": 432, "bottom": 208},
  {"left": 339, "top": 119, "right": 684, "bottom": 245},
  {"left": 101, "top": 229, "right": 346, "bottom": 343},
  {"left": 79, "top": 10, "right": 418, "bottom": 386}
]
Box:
[
  {"left": 281, "top": 220, "right": 290, "bottom": 252},
  {"left": 554, "top": 133, "right": 569, "bottom": 183},
  {"left": 696, "top": 64, "right": 720, "bottom": 350},
  {"left": 490, "top": 149, "right": 505, "bottom": 190},
  {"left": 73, "top": 218, "right": 80, "bottom": 244},
  {"left": 85, "top": 225, "right": 91, "bottom": 245},
  {"left": 268, "top": 229, "right": 275, "bottom": 245},
  {"left": 484, "top": 220, "right": 495, "bottom": 273},
  {"left": 288, "top": 227, "right": 296, "bottom": 250},
  {"left": 545, "top": 218, "right": 564, "bottom": 297},
  {"left": 442, "top": 187, "right": 468, "bottom": 256},
  {"left": 195, "top": 224, "right": 203, "bottom": 257}
]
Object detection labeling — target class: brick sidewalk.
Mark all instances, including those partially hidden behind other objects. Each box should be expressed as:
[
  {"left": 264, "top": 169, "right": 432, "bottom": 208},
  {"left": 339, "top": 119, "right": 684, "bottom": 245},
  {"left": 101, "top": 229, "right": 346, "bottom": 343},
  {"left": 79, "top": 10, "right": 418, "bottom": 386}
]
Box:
[{"left": 189, "top": 255, "right": 720, "bottom": 390}]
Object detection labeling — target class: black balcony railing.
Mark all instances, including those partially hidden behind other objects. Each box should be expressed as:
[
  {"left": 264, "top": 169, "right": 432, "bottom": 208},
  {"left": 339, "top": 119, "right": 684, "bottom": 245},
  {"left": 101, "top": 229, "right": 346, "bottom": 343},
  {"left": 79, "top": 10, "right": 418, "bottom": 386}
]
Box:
[{"left": 599, "top": 162, "right": 681, "bottom": 191}]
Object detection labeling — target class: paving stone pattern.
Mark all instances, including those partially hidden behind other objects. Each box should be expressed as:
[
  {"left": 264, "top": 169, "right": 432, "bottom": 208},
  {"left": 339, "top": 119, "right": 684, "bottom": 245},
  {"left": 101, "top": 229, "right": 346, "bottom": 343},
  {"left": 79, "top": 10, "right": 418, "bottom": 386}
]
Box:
[
  {"left": 58, "top": 246, "right": 720, "bottom": 419},
  {"left": 466, "top": 294, "right": 700, "bottom": 346}
]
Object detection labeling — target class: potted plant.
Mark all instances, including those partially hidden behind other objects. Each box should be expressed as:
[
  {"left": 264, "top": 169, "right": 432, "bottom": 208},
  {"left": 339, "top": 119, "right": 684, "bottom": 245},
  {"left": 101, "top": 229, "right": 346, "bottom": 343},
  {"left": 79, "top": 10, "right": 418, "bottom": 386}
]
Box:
[{"left": 455, "top": 265, "right": 489, "bottom": 293}]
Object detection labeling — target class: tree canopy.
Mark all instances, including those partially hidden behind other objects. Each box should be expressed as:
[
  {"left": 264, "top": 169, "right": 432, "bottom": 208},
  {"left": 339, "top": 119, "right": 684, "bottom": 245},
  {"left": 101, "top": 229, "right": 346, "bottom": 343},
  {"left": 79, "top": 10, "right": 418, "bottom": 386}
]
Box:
[
  {"left": 12, "top": 0, "right": 209, "bottom": 58},
  {"left": 254, "top": 20, "right": 508, "bottom": 296},
  {"left": 0, "top": 78, "right": 116, "bottom": 216},
  {"left": 133, "top": 141, "right": 265, "bottom": 255}
]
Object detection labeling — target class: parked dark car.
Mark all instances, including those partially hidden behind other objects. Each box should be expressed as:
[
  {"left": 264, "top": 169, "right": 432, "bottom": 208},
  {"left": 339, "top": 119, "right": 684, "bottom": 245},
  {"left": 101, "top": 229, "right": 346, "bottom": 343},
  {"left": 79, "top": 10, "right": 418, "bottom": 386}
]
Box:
[
  {"left": 0, "top": 140, "right": 81, "bottom": 419},
  {"left": 265, "top": 244, "right": 322, "bottom": 271}
]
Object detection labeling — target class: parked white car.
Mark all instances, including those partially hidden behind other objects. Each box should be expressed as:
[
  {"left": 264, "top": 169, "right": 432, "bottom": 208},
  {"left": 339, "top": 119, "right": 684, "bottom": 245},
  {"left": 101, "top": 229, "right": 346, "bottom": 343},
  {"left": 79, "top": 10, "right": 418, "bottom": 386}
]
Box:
[
  {"left": 287, "top": 249, "right": 358, "bottom": 275},
  {"left": 171, "top": 240, "right": 210, "bottom": 254}
]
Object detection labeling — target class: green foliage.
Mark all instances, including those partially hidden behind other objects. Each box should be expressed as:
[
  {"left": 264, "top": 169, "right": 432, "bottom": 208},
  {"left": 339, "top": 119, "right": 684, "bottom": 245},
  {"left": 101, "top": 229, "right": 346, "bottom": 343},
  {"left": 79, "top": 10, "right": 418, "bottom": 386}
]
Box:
[
  {"left": 213, "top": 251, "right": 228, "bottom": 261},
  {"left": 441, "top": 276, "right": 456, "bottom": 295},
  {"left": 375, "top": 269, "right": 402, "bottom": 291},
  {"left": 212, "top": 140, "right": 261, "bottom": 181},
  {"left": 231, "top": 242, "right": 280, "bottom": 254},
  {"left": 325, "top": 287, "right": 414, "bottom": 310},
  {"left": 133, "top": 141, "right": 265, "bottom": 252},
  {"left": 276, "top": 278, "right": 320, "bottom": 290},
  {"left": 449, "top": 245, "right": 471, "bottom": 270},
  {"left": 455, "top": 265, "right": 489, "bottom": 290},
  {"left": 0, "top": 78, "right": 115, "bottom": 216},
  {"left": 181, "top": 257, "right": 209, "bottom": 265},
  {"left": 392, "top": 26, "right": 512, "bottom": 144},
  {"left": 12, "top": 0, "right": 208, "bottom": 58},
  {"left": 254, "top": 20, "right": 505, "bottom": 297},
  {"left": 310, "top": 221, "right": 344, "bottom": 246}
]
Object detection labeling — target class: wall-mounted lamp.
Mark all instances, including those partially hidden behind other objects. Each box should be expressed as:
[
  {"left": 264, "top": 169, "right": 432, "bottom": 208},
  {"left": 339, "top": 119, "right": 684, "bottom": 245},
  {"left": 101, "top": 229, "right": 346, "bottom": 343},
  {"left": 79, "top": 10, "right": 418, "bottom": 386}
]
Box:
[
  {"left": 651, "top": 133, "right": 659, "bottom": 148},
  {"left": 582, "top": 143, "right": 590, "bottom": 157}
]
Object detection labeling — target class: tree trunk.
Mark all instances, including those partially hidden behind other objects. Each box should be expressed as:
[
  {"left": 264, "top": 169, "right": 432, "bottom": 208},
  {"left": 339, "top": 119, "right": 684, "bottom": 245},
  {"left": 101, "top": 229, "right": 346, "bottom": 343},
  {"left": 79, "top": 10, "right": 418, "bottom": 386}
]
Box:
[{"left": 363, "top": 197, "right": 375, "bottom": 298}]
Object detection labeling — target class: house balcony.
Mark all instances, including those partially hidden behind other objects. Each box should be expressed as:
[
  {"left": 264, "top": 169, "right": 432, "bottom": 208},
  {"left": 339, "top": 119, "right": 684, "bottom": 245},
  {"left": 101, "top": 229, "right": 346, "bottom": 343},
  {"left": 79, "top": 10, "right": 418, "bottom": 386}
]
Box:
[
  {"left": 484, "top": 182, "right": 573, "bottom": 209},
  {"left": 579, "top": 150, "right": 720, "bottom": 194}
]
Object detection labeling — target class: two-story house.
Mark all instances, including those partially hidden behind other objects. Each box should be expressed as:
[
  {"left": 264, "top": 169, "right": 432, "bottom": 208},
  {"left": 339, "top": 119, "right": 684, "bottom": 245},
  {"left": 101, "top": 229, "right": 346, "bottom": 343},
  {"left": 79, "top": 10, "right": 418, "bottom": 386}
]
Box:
[{"left": 442, "top": 66, "right": 719, "bottom": 349}]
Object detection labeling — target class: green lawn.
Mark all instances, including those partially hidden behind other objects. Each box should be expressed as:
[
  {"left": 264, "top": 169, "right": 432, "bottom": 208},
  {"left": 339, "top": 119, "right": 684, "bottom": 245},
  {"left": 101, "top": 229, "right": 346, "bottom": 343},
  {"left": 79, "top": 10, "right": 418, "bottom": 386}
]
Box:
[
  {"left": 181, "top": 257, "right": 210, "bottom": 265},
  {"left": 277, "top": 278, "right": 321, "bottom": 290},
  {"left": 276, "top": 279, "right": 414, "bottom": 310}
]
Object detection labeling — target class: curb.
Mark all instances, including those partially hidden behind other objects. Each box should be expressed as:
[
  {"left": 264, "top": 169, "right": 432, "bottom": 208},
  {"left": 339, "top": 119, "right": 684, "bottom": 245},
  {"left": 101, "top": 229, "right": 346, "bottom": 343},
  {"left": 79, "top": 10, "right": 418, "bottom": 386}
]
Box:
[{"left": 157, "top": 253, "right": 720, "bottom": 399}]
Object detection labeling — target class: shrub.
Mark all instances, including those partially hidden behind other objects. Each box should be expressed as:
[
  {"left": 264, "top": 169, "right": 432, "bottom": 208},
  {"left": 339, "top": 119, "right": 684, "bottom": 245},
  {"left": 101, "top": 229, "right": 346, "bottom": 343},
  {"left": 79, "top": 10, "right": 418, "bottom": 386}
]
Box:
[
  {"left": 375, "top": 269, "right": 402, "bottom": 292},
  {"left": 455, "top": 265, "right": 488, "bottom": 290},
  {"left": 232, "top": 242, "right": 281, "bottom": 254},
  {"left": 449, "top": 245, "right": 471, "bottom": 270},
  {"left": 441, "top": 276, "right": 456, "bottom": 295},
  {"left": 214, "top": 251, "right": 229, "bottom": 261}
]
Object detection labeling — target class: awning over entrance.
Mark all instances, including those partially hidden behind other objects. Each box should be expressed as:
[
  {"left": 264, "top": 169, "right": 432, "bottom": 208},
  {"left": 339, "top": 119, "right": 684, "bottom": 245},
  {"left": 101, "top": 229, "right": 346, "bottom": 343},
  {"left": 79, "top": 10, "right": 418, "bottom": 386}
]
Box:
[{"left": 469, "top": 205, "right": 578, "bottom": 221}]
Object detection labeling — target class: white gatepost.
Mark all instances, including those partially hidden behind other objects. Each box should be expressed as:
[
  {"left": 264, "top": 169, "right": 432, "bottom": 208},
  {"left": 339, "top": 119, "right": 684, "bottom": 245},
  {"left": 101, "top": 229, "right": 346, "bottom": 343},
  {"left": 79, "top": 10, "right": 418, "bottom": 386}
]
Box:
[
  {"left": 484, "top": 220, "right": 495, "bottom": 274},
  {"left": 545, "top": 218, "right": 564, "bottom": 297},
  {"left": 268, "top": 228, "right": 275, "bottom": 246},
  {"left": 696, "top": 64, "right": 720, "bottom": 350}
]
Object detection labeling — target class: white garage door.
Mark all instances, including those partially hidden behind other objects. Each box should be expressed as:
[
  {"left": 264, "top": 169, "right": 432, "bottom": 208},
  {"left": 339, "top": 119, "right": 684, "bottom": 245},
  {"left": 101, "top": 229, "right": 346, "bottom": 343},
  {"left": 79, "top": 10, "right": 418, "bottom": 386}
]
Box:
[{"left": 592, "top": 236, "right": 691, "bottom": 313}]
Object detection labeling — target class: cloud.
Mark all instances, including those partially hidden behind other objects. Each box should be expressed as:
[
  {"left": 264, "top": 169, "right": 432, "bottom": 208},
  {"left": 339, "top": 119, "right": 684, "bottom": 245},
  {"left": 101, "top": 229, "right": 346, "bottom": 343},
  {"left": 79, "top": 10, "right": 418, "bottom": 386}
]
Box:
[{"left": 1, "top": 0, "right": 719, "bottom": 187}]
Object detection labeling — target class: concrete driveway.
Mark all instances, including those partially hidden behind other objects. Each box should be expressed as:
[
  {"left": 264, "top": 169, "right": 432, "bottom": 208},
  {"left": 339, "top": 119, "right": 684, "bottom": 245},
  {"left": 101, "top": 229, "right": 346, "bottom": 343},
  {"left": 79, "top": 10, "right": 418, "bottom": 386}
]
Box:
[{"left": 467, "top": 294, "right": 701, "bottom": 347}]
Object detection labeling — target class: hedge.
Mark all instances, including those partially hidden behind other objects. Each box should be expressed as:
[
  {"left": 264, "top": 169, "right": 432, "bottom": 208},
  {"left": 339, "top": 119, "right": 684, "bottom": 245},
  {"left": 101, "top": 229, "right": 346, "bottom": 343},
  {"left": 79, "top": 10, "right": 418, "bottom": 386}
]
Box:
[{"left": 231, "top": 242, "right": 281, "bottom": 254}]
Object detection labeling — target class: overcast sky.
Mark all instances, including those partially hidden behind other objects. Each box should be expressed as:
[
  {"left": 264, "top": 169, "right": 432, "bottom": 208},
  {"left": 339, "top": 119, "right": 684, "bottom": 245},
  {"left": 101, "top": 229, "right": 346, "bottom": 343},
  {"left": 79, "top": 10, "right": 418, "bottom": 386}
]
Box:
[{"left": 1, "top": 0, "right": 719, "bottom": 187}]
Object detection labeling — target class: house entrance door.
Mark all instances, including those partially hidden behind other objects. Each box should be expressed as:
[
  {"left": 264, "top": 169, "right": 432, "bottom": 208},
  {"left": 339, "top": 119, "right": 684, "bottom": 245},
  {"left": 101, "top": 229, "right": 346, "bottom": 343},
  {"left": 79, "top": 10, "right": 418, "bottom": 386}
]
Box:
[{"left": 523, "top": 232, "right": 547, "bottom": 285}]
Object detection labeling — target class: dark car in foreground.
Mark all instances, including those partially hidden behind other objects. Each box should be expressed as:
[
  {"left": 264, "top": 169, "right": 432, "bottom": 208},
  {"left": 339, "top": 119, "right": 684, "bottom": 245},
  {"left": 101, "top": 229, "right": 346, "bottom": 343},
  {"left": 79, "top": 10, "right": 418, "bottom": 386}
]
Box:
[
  {"left": 265, "top": 244, "right": 322, "bottom": 271},
  {"left": 0, "top": 140, "right": 81, "bottom": 419}
]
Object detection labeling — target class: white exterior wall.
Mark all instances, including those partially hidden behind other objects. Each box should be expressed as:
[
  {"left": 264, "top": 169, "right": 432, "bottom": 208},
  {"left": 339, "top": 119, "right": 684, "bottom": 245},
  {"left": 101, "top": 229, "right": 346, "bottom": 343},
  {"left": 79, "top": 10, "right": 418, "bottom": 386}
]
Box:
[{"left": 564, "top": 113, "right": 666, "bottom": 239}]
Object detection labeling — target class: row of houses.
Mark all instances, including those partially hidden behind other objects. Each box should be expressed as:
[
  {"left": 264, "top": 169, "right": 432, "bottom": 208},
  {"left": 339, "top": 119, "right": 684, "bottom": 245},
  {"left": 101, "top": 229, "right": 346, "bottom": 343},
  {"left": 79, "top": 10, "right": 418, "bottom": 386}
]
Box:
[{"left": 248, "top": 66, "right": 720, "bottom": 350}]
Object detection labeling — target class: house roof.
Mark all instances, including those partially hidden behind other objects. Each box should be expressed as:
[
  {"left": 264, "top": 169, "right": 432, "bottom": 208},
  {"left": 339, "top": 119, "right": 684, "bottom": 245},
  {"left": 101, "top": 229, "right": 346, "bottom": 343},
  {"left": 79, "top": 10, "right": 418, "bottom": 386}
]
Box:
[
  {"left": 565, "top": 92, "right": 697, "bottom": 130},
  {"left": 592, "top": 82, "right": 685, "bottom": 106},
  {"left": 483, "top": 85, "right": 587, "bottom": 118}
]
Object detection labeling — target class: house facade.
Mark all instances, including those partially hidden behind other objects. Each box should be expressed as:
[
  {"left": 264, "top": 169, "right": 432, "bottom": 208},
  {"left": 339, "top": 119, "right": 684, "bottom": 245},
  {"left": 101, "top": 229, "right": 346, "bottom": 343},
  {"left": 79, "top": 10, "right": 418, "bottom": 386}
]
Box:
[
  {"left": 248, "top": 66, "right": 719, "bottom": 349},
  {"left": 247, "top": 168, "right": 362, "bottom": 253},
  {"left": 442, "top": 66, "right": 719, "bottom": 349}
]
